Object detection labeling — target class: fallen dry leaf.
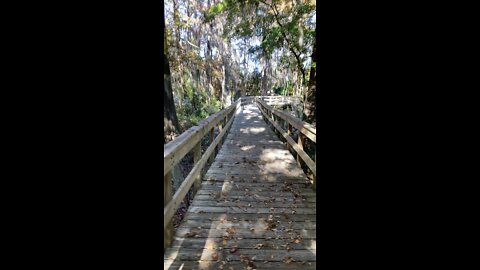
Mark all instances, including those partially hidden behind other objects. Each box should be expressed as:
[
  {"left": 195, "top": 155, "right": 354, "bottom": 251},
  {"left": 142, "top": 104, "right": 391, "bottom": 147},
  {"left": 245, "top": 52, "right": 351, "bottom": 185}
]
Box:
[
  {"left": 239, "top": 255, "right": 250, "bottom": 262},
  {"left": 283, "top": 256, "right": 296, "bottom": 264},
  {"left": 230, "top": 246, "right": 238, "bottom": 253},
  {"left": 226, "top": 227, "right": 236, "bottom": 234},
  {"left": 185, "top": 230, "right": 199, "bottom": 238},
  {"left": 254, "top": 243, "right": 264, "bottom": 249},
  {"left": 247, "top": 261, "right": 257, "bottom": 269},
  {"left": 212, "top": 253, "right": 219, "bottom": 260}
]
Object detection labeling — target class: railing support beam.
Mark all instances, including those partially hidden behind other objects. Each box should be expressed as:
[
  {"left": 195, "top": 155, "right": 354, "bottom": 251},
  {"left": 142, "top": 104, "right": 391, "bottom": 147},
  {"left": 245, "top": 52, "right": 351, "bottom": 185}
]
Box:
[
  {"left": 164, "top": 172, "right": 173, "bottom": 250},
  {"left": 192, "top": 141, "right": 201, "bottom": 195}
]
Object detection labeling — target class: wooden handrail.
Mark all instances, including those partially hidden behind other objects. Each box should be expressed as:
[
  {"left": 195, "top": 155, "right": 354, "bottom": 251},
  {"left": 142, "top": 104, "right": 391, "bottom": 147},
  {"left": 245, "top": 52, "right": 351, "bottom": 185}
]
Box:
[
  {"left": 163, "top": 98, "right": 241, "bottom": 248},
  {"left": 255, "top": 97, "right": 316, "bottom": 189},
  {"left": 256, "top": 98, "right": 315, "bottom": 143},
  {"left": 240, "top": 96, "right": 255, "bottom": 106},
  {"left": 257, "top": 95, "right": 301, "bottom": 106},
  {"left": 164, "top": 99, "right": 241, "bottom": 176}
]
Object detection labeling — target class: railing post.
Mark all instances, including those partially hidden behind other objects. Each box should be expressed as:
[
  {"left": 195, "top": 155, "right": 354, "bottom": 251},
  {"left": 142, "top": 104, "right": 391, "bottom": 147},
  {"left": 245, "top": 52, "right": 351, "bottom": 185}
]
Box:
[
  {"left": 271, "top": 111, "right": 279, "bottom": 137},
  {"left": 164, "top": 171, "right": 173, "bottom": 250},
  {"left": 217, "top": 119, "right": 223, "bottom": 154},
  {"left": 209, "top": 127, "right": 215, "bottom": 163},
  {"left": 313, "top": 150, "right": 316, "bottom": 190},
  {"left": 192, "top": 141, "right": 201, "bottom": 195},
  {"left": 297, "top": 133, "right": 304, "bottom": 166},
  {"left": 287, "top": 123, "right": 292, "bottom": 152}
]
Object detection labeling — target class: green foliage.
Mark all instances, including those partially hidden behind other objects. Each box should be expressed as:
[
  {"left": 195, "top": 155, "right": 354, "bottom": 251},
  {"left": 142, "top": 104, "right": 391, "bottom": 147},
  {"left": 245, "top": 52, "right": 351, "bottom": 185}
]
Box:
[
  {"left": 177, "top": 77, "right": 222, "bottom": 129},
  {"left": 273, "top": 86, "right": 283, "bottom": 95},
  {"left": 285, "top": 82, "right": 294, "bottom": 96},
  {"left": 271, "top": 82, "right": 294, "bottom": 96},
  {"left": 167, "top": 0, "right": 316, "bottom": 132},
  {"left": 205, "top": 1, "right": 229, "bottom": 23},
  {"left": 244, "top": 70, "right": 262, "bottom": 96}
]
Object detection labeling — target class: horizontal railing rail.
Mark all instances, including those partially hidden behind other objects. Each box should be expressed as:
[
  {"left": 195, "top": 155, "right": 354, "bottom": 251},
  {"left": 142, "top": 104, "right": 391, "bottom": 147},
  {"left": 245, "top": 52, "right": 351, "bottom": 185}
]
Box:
[
  {"left": 257, "top": 95, "right": 301, "bottom": 106},
  {"left": 240, "top": 96, "right": 255, "bottom": 106},
  {"left": 255, "top": 97, "right": 316, "bottom": 189},
  {"left": 163, "top": 98, "right": 241, "bottom": 249}
]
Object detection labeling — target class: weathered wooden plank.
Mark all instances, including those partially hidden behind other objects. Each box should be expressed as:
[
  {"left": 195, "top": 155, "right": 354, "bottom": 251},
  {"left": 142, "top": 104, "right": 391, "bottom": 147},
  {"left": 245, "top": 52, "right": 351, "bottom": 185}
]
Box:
[
  {"left": 197, "top": 195, "right": 315, "bottom": 203},
  {"left": 193, "top": 194, "right": 316, "bottom": 203},
  {"left": 176, "top": 219, "right": 317, "bottom": 231},
  {"left": 173, "top": 229, "right": 316, "bottom": 241},
  {"left": 194, "top": 189, "right": 316, "bottom": 197},
  {"left": 204, "top": 172, "right": 307, "bottom": 183},
  {"left": 212, "top": 156, "right": 295, "bottom": 163},
  {"left": 173, "top": 228, "right": 316, "bottom": 240},
  {"left": 223, "top": 139, "right": 285, "bottom": 145},
  {"left": 182, "top": 213, "right": 316, "bottom": 222},
  {"left": 165, "top": 248, "right": 316, "bottom": 262},
  {"left": 187, "top": 206, "right": 316, "bottom": 215},
  {"left": 169, "top": 236, "right": 316, "bottom": 250},
  {"left": 199, "top": 182, "right": 311, "bottom": 189},
  {"left": 217, "top": 143, "right": 286, "bottom": 149},
  {"left": 164, "top": 260, "right": 316, "bottom": 270},
  {"left": 205, "top": 169, "right": 305, "bottom": 178},
  {"left": 198, "top": 184, "right": 314, "bottom": 194},
  {"left": 200, "top": 175, "right": 310, "bottom": 183},
  {"left": 202, "top": 182, "right": 313, "bottom": 192},
  {"left": 190, "top": 200, "right": 316, "bottom": 208},
  {"left": 199, "top": 180, "right": 312, "bottom": 188},
  {"left": 206, "top": 161, "right": 302, "bottom": 167}
]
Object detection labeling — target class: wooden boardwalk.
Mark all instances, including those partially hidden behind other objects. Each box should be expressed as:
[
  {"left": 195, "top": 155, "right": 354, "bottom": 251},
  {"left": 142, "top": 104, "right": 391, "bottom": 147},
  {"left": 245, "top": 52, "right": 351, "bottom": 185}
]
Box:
[{"left": 164, "top": 104, "right": 316, "bottom": 269}]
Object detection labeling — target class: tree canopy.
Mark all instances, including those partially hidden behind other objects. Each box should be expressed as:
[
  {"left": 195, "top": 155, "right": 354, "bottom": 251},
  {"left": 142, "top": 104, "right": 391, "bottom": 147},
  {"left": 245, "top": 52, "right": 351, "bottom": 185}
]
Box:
[{"left": 164, "top": 0, "right": 316, "bottom": 141}]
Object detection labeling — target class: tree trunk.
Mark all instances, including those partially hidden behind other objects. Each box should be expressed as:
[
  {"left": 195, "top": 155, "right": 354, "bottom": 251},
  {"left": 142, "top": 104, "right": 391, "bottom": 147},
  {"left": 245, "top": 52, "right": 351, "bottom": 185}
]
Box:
[
  {"left": 164, "top": 53, "right": 181, "bottom": 143},
  {"left": 303, "top": 41, "right": 316, "bottom": 124}
]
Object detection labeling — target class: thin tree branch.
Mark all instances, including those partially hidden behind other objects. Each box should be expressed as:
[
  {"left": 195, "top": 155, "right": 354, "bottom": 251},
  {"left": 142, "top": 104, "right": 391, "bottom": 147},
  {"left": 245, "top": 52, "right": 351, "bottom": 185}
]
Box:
[{"left": 258, "top": 0, "right": 306, "bottom": 84}]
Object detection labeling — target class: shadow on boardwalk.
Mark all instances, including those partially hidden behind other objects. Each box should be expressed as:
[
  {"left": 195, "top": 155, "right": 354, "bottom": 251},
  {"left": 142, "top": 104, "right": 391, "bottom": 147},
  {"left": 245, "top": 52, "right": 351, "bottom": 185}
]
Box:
[{"left": 164, "top": 104, "right": 316, "bottom": 270}]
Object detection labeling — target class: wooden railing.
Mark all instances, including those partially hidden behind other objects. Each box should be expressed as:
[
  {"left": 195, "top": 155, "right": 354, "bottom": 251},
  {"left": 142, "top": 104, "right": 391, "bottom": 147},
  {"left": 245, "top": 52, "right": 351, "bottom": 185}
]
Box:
[
  {"left": 257, "top": 95, "right": 301, "bottom": 107},
  {"left": 255, "top": 97, "right": 316, "bottom": 190},
  {"left": 163, "top": 98, "right": 241, "bottom": 249},
  {"left": 240, "top": 96, "right": 255, "bottom": 106}
]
